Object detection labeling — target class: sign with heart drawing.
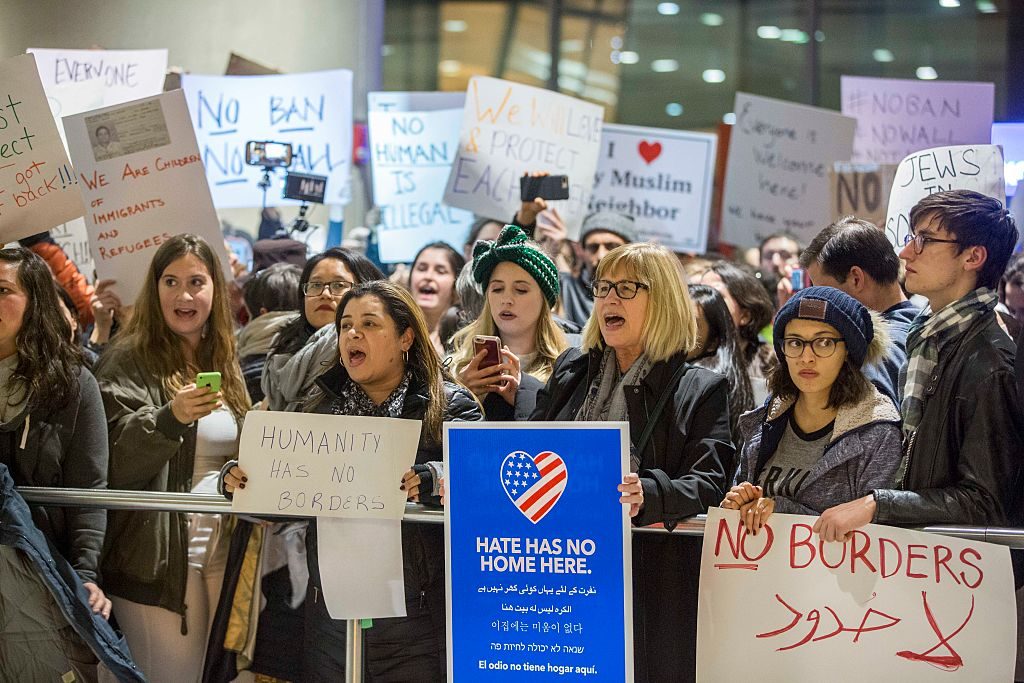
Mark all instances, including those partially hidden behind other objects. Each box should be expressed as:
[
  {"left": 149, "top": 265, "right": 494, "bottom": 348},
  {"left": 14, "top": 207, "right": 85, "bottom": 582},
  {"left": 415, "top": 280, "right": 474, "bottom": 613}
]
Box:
[
  {"left": 590, "top": 123, "right": 717, "bottom": 253},
  {"left": 445, "top": 422, "right": 633, "bottom": 681}
]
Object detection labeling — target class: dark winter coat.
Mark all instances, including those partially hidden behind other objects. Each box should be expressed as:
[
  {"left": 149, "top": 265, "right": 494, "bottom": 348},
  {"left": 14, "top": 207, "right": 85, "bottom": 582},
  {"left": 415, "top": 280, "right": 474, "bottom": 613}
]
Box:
[{"left": 530, "top": 347, "right": 734, "bottom": 683}]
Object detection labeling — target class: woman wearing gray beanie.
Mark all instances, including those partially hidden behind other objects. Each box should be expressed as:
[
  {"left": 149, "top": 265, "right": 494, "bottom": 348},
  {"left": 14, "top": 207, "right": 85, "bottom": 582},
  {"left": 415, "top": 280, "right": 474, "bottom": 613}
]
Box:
[{"left": 721, "top": 286, "right": 903, "bottom": 535}]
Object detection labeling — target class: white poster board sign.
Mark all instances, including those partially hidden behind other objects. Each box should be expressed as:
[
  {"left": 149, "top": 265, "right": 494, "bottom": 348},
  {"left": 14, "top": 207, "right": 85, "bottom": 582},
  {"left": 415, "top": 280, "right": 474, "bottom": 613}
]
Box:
[
  {"left": 28, "top": 48, "right": 168, "bottom": 116},
  {"left": 443, "top": 76, "right": 604, "bottom": 239},
  {"left": 697, "top": 508, "right": 1016, "bottom": 682},
  {"left": 591, "top": 123, "right": 716, "bottom": 253},
  {"left": 232, "top": 411, "right": 421, "bottom": 520},
  {"left": 841, "top": 76, "right": 994, "bottom": 165},
  {"left": 884, "top": 144, "right": 1005, "bottom": 248},
  {"left": 721, "top": 93, "right": 856, "bottom": 248},
  {"left": 64, "top": 91, "right": 229, "bottom": 304},
  {"left": 368, "top": 91, "right": 474, "bottom": 263},
  {"left": 0, "top": 54, "right": 85, "bottom": 243},
  {"left": 369, "top": 91, "right": 466, "bottom": 113},
  {"left": 180, "top": 69, "right": 353, "bottom": 208}
]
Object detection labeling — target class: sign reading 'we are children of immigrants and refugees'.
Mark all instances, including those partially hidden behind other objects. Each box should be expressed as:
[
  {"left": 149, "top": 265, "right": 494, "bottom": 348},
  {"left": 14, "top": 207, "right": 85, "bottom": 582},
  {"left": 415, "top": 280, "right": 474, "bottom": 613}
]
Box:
[
  {"left": 697, "top": 508, "right": 1016, "bottom": 682},
  {"left": 443, "top": 76, "right": 604, "bottom": 240},
  {"left": 446, "top": 423, "right": 633, "bottom": 681}
]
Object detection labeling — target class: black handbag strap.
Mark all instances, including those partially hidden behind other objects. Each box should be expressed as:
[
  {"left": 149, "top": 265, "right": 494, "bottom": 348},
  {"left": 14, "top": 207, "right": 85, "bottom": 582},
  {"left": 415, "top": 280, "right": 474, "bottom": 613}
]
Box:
[{"left": 634, "top": 362, "right": 688, "bottom": 456}]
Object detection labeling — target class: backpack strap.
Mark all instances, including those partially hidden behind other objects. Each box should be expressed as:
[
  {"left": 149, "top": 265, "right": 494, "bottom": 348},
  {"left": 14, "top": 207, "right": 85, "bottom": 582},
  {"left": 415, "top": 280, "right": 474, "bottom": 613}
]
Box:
[{"left": 634, "top": 362, "right": 689, "bottom": 457}]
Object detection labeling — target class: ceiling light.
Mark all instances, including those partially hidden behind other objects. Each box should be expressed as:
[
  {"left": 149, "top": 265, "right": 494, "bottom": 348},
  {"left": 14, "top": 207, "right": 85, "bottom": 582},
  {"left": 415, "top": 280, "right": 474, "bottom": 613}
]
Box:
[
  {"left": 976, "top": 0, "right": 997, "bottom": 11},
  {"left": 757, "top": 25, "right": 782, "bottom": 39},
  {"left": 780, "top": 29, "right": 810, "bottom": 43},
  {"left": 651, "top": 59, "right": 679, "bottom": 73},
  {"left": 619, "top": 51, "right": 640, "bottom": 65},
  {"left": 723, "top": 112, "right": 736, "bottom": 125},
  {"left": 700, "top": 13, "right": 724, "bottom": 26},
  {"left": 873, "top": 48, "right": 895, "bottom": 63},
  {"left": 439, "top": 60, "right": 462, "bottom": 76},
  {"left": 916, "top": 66, "right": 939, "bottom": 80},
  {"left": 657, "top": 2, "right": 680, "bottom": 15},
  {"left": 443, "top": 19, "right": 468, "bottom": 32},
  {"left": 703, "top": 69, "right": 726, "bottom": 83},
  {"left": 666, "top": 102, "right": 684, "bottom": 117},
  {"left": 939, "top": 0, "right": 961, "bottom": 6}
]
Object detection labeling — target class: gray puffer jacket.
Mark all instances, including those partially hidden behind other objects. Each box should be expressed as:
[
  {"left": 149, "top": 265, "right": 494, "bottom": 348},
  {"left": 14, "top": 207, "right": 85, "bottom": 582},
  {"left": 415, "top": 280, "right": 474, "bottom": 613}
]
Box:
[{"left": 734, "top": 386, "right": 902, "bottom": 515}]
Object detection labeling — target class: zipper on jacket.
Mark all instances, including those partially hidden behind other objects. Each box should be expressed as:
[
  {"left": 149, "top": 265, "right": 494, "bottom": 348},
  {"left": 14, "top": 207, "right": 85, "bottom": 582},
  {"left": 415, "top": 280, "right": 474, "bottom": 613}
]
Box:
[
  {"left": 420, "top": 590, "right": 426, "bottom": 609},
  {"left": 901, "top": 430, "right": 918, "bottom": 489},
  {"left": 180, "top": 604, "right": 188, "bottom": 636},
  {"left": 313, "top": 585, "right": 319, "bottom": 604}
]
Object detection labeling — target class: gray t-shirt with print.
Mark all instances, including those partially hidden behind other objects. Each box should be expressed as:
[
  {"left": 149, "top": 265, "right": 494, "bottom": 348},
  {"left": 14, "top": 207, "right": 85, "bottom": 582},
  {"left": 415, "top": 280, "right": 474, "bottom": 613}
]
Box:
[{"left": 756, "top": 416, "right": 833, "bottom": 497}]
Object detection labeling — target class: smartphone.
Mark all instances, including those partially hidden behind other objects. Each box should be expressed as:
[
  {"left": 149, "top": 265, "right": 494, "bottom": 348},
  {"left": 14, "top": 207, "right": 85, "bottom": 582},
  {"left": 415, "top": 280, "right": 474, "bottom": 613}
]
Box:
[
  {"left": 245, "top": 140, "right": 293, "bottom": 168},
  {"left": 791, "top": 269, "right": 806, "bottom": 291},
  {"left": 196, "top": 372, "right": 222, "bottom": 394},
  {"left": 473, "top": 335, "right": 502, "bottom": 369},
  {"left": 520, "top": 174, "right": 570, "bottom": 202}
]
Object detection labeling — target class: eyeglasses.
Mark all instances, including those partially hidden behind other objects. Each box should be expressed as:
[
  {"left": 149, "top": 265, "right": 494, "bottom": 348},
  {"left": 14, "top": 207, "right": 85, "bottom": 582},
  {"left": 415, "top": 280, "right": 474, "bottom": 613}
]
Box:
[
  {"left": 584, "top": 241, "right": 626, "bottom": 254},
  {"left": 302, "top": 280, "right": 354, "bottom": 297},
  {"left": 592, "top": 280, "right": 649, "bottom": 299},
  {"left": 902, "top": 232, "right": 961, "bottom": 255},
  {"left": 781, "top": 337, "right": 845, "bottom": 358}
]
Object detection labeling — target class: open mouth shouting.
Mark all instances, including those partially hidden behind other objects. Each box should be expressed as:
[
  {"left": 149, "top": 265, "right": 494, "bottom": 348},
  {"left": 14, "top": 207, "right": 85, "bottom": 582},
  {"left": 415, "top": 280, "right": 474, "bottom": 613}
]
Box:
[
  {"left": 346, "top": 346, "right": 368, "bottom": 368},
  {"left": 174, "top": 306, "right": 198, "bottom": 322},
  {"left": 602, "top": 312, "right": 626, "bottom": 331}
]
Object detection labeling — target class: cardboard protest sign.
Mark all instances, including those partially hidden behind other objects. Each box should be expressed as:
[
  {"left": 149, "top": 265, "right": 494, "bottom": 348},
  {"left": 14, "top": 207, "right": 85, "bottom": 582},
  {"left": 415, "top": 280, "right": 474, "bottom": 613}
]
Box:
[
  {"left": 63, "top": 90, "right": 229, "bottom": 304},
  {"left": 0, "top": 53, "right": 85, "bottom": 243},
  {"left": 829, "top": 162, "right": 899, "bottom": 229},
  {"left": 841, "top": 76, "right": 994, "bottom": 165},
  {"left": 721, "top": 93, "right": 856, "bottom": 247},
  {"left": 233, "top": 411, "right": 421, "bottom": 520},
  {"left": 446, "top": 423, "right": 633, "bottom": 682},
  {"left": 884, "top": 144, "right": 1004, "bottom": 248},
  {"left": 697, "top": 508, "right": 1016, "bottom": 682},
  {"left": 590, "top": 123, "right": 716, "bottom": 253},
  {"left": 180, "top": 69, "right": 353, "bottom": 208},
  {"left": 29, "top": 48, "right": 168, "bottom": 117},
  {"left": 368, "top": 91, "right": 474, "bottom": 263},
  {"left": 444, "top": 76, "right": 604, "bottom": 239}
]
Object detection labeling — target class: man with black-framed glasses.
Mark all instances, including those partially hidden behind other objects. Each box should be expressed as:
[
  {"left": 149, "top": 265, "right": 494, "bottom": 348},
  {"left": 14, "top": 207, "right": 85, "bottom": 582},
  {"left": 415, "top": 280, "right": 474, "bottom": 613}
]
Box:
[{"left": 813, "top": 190, "right": 1024, "bottom": 582}]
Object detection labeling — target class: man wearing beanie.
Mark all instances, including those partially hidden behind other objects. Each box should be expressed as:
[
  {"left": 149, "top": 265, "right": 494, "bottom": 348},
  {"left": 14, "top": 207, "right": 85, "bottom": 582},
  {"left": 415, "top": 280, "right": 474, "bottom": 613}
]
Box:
[
  {"left": 813, "top": 191, "right": 1024, "bottom": 580},
  {"left": 514, "top": 200, "right": 637, "bottom": 327}
]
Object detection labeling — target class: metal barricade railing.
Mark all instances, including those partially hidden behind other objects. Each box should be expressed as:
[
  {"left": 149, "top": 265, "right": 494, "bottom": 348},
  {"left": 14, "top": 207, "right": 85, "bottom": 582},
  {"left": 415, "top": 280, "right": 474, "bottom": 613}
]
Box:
[{"left": 13, "top": 487, "right": 1024, "bottom": 683}]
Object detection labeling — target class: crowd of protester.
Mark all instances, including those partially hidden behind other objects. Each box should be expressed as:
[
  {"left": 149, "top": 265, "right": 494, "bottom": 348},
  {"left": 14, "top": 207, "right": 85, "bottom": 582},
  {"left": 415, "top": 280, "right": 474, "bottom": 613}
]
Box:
[{"left": 1, "top": 185, "right": 1023, "bottom": 682}]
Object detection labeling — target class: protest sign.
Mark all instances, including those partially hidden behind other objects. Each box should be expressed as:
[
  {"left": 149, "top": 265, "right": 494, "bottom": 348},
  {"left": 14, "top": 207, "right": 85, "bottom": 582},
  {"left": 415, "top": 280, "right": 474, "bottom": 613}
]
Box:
[
  {"left": 446, "top": 422, "right": 632, "bottom": 682},
  {"left": 368, "top": 91, "right": 474, "bottom": 263},
  {"left": 991, "top": 122, "right": 1024, "bottom": 197},
  {"left": 180, "top": 69, "right": 353, "bottom": 208},
  {"left": 721, "top": 93, "right": 856, "bottom": 247},
  {"left": 0, "top": 53, "right": 85, "bottom": 243},
  {"left": 829, "top": 162, "right": 898, "bottom": 228},
  {"left": 884, "top": 144, "right": 1004, "bottom": 248},
  {"left": 841, "top": 76, "right": 994, "bottom": 165},
  {"left": 697, "top": 508, "right": 1015, "bottom": 682},
  {"left": 63, "top": 90, "right": 229, "bottom": 304},
  {"left": 232, "top": 411, "right": 421, "bottom": 520},
  {"left": 590, "top": 123, "right": 716, "bottom": 253},
  {"left": 369, "top": 91, "right": 465, "bottom": 113},
  {"left": 443, "top": 76, "right": 604, "bottom": 239}
]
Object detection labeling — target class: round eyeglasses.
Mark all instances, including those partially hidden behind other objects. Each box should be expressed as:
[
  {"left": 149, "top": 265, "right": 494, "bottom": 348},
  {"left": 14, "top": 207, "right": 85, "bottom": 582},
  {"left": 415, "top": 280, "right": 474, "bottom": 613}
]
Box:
[
  {"left": 781, "top": 337, "right": 845, "bottom": 358},
  {"left": 302, "top": 280, "right": 354, "bottom": 297},
  {"left": 901, "top": 232, "right": 960, "bottom": 255}
]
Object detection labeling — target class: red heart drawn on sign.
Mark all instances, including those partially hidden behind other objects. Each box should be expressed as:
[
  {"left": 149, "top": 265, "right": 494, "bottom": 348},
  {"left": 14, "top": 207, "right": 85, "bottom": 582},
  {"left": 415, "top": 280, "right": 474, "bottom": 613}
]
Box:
[
  {"left": 500, "top": 450, "right": 568, "bottom": 524},
  {"left": 638, "top": 140, "right": 662, "bottom": 164}
]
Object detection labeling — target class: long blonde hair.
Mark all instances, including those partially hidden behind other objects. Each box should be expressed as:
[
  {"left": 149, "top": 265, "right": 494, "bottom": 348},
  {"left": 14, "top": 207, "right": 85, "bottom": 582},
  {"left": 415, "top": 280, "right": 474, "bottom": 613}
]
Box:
[
  {"left": 581, "top": 242, "right": 697, "bottom": 363},
  {"left": 113, "top": 234, "right": 250, "bottom": 418},
  {"left": 451, "top": 295, "right": 568, "bottom": 383}
]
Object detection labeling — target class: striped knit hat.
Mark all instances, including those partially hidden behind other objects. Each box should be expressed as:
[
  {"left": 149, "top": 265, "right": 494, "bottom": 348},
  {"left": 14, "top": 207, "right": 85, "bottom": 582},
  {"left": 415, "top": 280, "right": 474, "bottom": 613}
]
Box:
[{"left": 471, "top": 225, "right": 560, "bottom": 308}]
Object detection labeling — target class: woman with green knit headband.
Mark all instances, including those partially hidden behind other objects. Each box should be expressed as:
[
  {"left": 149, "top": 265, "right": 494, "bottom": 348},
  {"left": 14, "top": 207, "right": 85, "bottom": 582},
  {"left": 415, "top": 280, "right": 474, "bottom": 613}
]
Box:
[{"left": 451, "top": 225, "right": 570, "bottom": 419}]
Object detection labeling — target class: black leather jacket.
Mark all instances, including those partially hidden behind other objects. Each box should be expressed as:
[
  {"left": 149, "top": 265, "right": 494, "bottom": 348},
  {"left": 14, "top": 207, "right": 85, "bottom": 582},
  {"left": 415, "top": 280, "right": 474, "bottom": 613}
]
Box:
[{"left": 873, "top": 311, "right": 1024, "bottom": 528}]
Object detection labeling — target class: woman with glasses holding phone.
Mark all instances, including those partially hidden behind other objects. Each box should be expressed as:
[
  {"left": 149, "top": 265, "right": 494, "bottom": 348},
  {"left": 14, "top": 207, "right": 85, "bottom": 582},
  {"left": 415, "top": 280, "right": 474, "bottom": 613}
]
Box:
[
  {"left": 530, "top": 242, "right": 734, "bottom": 683},
  {"left": 722, "top": 286, "right": 902, "bottom": 538}
]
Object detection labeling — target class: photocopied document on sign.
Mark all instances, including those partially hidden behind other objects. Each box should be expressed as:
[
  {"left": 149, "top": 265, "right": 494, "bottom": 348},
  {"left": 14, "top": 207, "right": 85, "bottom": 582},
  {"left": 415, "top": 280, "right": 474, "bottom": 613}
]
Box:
[{"left": 317, "top": 517, "right": 407, "bottom": 619}]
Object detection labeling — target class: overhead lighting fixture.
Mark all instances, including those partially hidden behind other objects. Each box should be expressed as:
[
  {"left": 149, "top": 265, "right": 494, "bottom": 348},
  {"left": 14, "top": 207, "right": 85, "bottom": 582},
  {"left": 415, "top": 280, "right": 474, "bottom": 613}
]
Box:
[
  {"left": 780, "top": 29, "right": 810, "bottom": 43},
  {"left": 651, "top": 59, "right": 679, "bottom": 73},
  {"left": 873, "top": 48, "right": 895, "bottom": 63},
  {"left": 939, "top": 0, "right": 961, "bottom": 6},
  {"left": 561, "top": 39, "right": 584, "bottom": 53},
  {"left": 814, "top": 30, "right": 826, "bottom": 42},
  {"left": 381, "top": 44, "right": 395, "bottom": 57},
  {"left": 916, "top": 66, "right": 939, "bottom": 80},
  {"left": 619, "top": 51, "right": 640, "bottom": 65},
  {"left": 757, "top": 25, "right": 782, "bottom": 39},
  {"left": 722, "top": 112, "right": 736, "bottom": 125},
  {"left": 657, "top": 2, "right": 680, "bottom": 15},
  {"left": 665, "top": 102, "right": 684, "bottom": 117},
  {"left": 611, "top": 36, "right": 623, "bottom": 49},
  {"left": 976, "top": 0, "right": 997, "bottom": 11},
  {"left": 439, "top": 60, "right": 462, "bottom": 76},
  {"left": 443, "top": 19, "right": 468, "bottom": 32},
  {"left": 700, "top": 13, "right": 724, "bottom": 26},
  {"left": 703, "top": 69, "right": 726, "bottom": 83}
]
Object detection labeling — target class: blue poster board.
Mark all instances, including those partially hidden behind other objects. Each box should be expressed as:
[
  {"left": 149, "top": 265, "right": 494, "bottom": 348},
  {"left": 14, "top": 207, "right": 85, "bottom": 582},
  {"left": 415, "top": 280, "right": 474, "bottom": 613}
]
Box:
[{"left": 445, "top": 422, "right": 633, "bottom": 681}]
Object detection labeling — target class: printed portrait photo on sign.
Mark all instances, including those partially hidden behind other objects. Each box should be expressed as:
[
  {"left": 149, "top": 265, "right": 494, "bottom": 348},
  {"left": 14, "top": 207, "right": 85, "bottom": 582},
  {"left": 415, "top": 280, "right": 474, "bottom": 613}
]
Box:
[{"left": 85, "top": 98, "right": 171, "bottom": 162}]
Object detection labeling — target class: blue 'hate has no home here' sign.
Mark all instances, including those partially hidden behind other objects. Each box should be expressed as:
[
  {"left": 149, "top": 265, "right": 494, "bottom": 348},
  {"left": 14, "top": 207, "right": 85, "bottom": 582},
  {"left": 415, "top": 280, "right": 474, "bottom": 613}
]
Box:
[{"left": 445, "top": 422, "right": 633, "bottom": 681}]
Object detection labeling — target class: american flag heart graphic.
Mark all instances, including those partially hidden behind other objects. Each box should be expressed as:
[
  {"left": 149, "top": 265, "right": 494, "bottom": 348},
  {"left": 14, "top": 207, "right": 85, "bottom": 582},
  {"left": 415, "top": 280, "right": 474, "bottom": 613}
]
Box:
[{"left": 500, "top": 450, "right": 567, "bottom": 524}]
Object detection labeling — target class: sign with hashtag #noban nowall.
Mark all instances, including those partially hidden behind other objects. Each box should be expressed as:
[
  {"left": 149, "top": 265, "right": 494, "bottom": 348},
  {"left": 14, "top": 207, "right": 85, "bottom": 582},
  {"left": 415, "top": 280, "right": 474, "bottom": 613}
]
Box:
[
  {"left": 445, "top": 422, "right": 633, "bottom": 681},
  {"left": 697, "top": 508, "right": 1016, "bottom": 682}
]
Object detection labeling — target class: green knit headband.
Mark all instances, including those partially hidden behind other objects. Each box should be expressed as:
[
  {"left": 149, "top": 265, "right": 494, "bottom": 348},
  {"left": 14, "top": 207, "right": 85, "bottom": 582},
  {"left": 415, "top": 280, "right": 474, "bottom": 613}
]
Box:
[{"left": 471, "top": 225, "right": 560, "bottom": 308}]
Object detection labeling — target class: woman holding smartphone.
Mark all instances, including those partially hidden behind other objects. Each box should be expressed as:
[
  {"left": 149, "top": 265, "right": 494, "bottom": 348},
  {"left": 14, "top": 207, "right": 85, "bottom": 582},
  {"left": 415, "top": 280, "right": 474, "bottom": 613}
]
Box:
[
  {"left": 94, "top": 234, "right": 249, "bottom": 682},
  {"left": 451, "top": 225, "right": 570, "bottom": 419}
]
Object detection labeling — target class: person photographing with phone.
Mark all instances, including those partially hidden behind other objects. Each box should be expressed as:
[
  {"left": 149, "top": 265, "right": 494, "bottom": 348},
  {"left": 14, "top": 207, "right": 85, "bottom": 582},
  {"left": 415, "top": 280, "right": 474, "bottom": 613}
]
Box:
[
  {"left": 451, "top": 225, "right": 570, "bottom": 419},
  {"left": 94, "top": 234, "right": 249, "bottom": 681}
]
